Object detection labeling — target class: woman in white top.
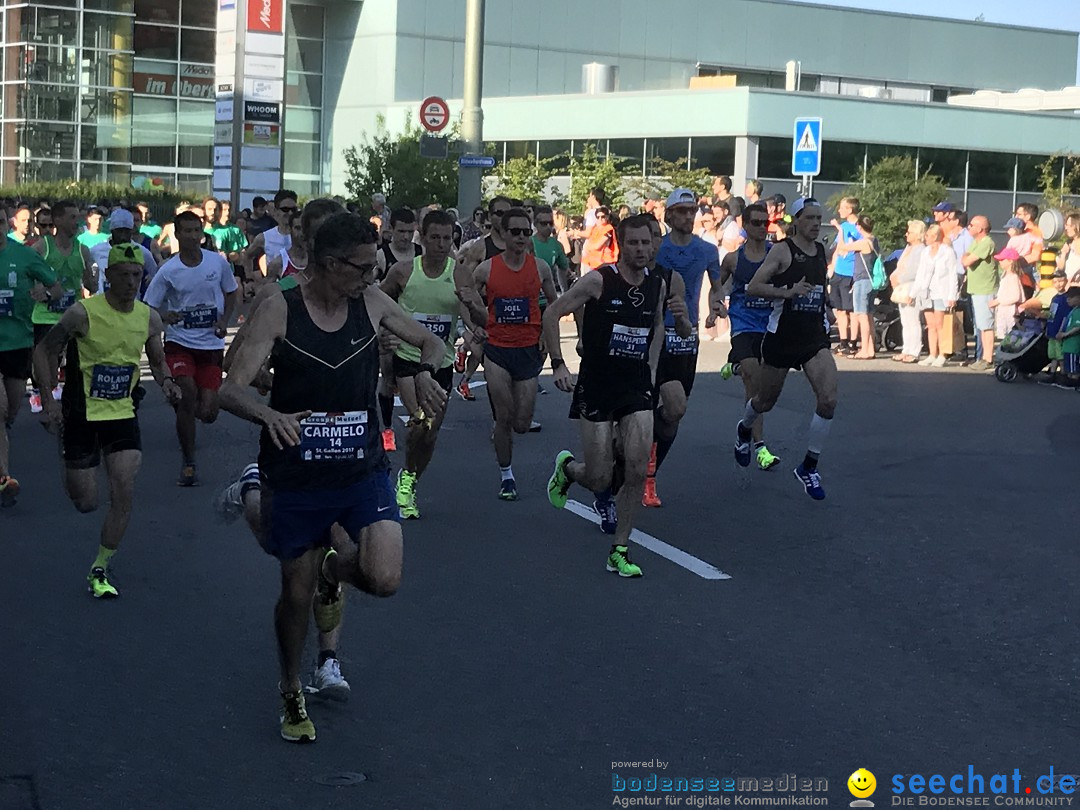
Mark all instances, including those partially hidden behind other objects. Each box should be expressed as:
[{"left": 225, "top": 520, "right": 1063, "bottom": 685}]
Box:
[
  {"left": 889, "top": 219, "right": 927, "bottom": 363},
  {"left": 1057, "top": 212, "right": 1080, "bottom": 285},
  {"left": 912, "top": 224, "right": 960, "bottom": 367}
]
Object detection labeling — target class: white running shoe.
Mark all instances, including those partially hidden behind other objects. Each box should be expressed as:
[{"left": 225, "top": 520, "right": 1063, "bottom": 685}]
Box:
[
  {"left": 311, "top": 658, "right": 351, "bottom": 702},
  {"left": 214, "top": 463, "right": 260, "bottom": 523},
  {"left": 930, "top": 356, "right": 946, "bottom": 367},
  {"left": 51, "top": 384, "right": 63, "bottom": 400},
  {"left": 917, "top": 356, "right": 935, "bottom": 366},
  {"left": 28, "top": 390, "right": 42, "bottom": 413}
]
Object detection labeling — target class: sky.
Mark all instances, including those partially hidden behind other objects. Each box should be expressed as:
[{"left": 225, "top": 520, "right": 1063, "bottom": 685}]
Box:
[{"left": 788, "top": 0, "right": 1080, "bottom": 82}]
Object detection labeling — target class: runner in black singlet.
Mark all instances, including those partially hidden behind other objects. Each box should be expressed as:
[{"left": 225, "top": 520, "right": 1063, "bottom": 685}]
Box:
[{"left": 736, "top": 197, "right": 837, "bottom": 501}]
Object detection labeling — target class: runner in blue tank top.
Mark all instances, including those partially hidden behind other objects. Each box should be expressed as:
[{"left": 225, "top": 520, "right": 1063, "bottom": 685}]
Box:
[{"left": 708, "top": 202, "right": 780, "bottom": 471}]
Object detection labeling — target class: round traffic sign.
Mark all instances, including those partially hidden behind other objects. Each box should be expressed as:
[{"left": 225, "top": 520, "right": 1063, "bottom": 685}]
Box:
[{"left": 420, "top": 96, "right": 450, "bottom": 133}]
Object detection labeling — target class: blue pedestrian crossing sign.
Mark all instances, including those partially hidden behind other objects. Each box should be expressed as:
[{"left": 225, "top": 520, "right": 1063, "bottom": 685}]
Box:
[{"left": 792, "top": 117, "right": 823, "bottom": 177}]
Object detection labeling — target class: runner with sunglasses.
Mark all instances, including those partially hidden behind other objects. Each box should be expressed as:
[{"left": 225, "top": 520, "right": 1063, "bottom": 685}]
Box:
[
  {"left": 473, "top": 207, "right": 559, "bottom": 500},
  {"left": 241, "top": 189, "right": 297, "bottom": 280},
  {"left": 708, "top": 202, "right": 781, "bottom": 471}
]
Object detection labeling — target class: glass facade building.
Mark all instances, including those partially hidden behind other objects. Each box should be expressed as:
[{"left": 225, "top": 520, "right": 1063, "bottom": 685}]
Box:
[{"left": 0, "top": 0, "right": 324, "bottom": 196}]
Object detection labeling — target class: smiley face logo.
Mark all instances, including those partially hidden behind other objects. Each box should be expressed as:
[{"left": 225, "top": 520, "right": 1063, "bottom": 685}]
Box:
[{"left": 848, "top": 769, "right": 877, "bottom": 799}]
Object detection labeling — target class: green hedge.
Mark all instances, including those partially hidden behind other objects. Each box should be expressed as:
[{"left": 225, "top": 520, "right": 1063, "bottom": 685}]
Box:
[{"left": 0, "top": 181, "right": 187, "bottom": 222}]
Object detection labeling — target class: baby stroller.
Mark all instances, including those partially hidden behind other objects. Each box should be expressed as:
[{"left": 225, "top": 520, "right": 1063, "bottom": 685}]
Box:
[
  {"left": 994, "top": 317, "right": 1049, "bottom": 383},
  {"left": 873, "top": 250, "right": 904, "bottom": 351}
]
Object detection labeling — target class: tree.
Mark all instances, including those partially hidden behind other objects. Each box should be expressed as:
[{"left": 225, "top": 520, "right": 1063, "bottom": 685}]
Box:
[
  {"left": 829, "top": 156, "right": 947, "bottom": 252},
  {"left": 1036, "top": 152, "right": 1080, "bottom": 217},
  {"left": 492, "top": 156, "right": 557, "bottom": 202},
  {"left": 342, "top": 114, "right": 460, "bottom": 209},
  {"left": 559, "top": 143, "right": 632, "bottom": 215}
]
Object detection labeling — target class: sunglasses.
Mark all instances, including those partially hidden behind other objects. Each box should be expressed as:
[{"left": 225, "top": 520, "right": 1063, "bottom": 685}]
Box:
[
  {"left": 506, "top": 227, "right": 532, "bottom": 237},
  {"left": 335, "top": 257, "right": 377, "bottom": 275},
  {"left": 747, "top": 219, "right": 769, "bottom": 227}
]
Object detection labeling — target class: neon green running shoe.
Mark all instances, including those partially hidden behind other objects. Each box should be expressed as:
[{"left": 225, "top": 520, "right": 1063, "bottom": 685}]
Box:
[
  {"left": 756, "top": 445, "right": 781, "bottom": 471},
  {"left": 720, "top": 362, "right": 734, "bottom": 380},
  {"left": 313, "top": 549, "right": 343, "bottom": 633},
  {"left": 547, "top": 450, "right": 574, "bottom": 509},
  {"left": 279, "top": 690, "right": 316, "bottom": 743},
  {"left": 396, "top": 469, "right": 420, "bottom": 519},
  {"left": 606, "top": 545, "right": 642, "bottom": 578},
  {"left": 87, "top": 567, "right": 118, "bottom": 599}
]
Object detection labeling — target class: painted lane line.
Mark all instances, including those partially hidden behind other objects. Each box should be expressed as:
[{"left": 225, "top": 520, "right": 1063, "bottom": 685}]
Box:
[
  {"left": 564, "top": 500, "right": 731, "bottom": 581},
  {"left": 394, "top": 380, "right": 487, "bottom": 409}
]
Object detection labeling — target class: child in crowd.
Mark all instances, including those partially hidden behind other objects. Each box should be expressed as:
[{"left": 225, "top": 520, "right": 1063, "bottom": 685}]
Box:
[
  {"left": 1055, "top": 287, "right": 1080, "bottom": 389},
  {"left": 991, "top": 248, "right": 1026, "bottom": 338},
  {"left": 1043, "top": 269, "right": 1073, "bottom": 386}
]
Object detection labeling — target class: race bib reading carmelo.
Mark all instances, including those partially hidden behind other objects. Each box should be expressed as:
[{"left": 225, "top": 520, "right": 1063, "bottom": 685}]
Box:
[
  {"left": 89, "top": 364, "right": 135, "bottom": 400},
  {"left": 413, "top": 312, "right": 452, "bottom": 342},
  {"left": 789, "top": 284, "right": 825, "bottom": 313},
  {"left": 181, "top": 306, "right": 216, "bottom": 329},
  {"left": 664, "top": 327, "right": 698, "bottom": 355},
  {"left": 494, "top": 297, "right": 529, "bottom": 324},
  {"left": 608, "top": 324, "right": 649, "bottom": 360},
  {"left": 299, "top": 411, "right": 367, "bottom": 462}
]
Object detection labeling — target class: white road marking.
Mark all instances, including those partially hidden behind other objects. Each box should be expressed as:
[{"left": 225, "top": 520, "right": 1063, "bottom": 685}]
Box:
[
  {"left": 394, "top": 380, "right": 487, "bottom": 409},
  {"left": 564, "top": 500, "right": 731, "bottom": 580}
]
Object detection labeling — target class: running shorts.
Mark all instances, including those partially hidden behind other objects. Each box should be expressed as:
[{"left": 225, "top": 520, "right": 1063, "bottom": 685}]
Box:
[
  {"left": 570, "top": 373, "right": 652, "bottom": 423},
  {"left": 655, "top": 345, "right": 697, "bottom": 399},
  {"left": 61, "top": 409, "right": 141, "bottom": 469},
  {"left": 728, "top": 332, "right": 764, "bottom": 365},
  {"left": 165, "top": 342, "right": 224, "bottom": 391},
  {"left": 760, "top": 332, "right": 831, "bottom": 371},
  {"left": 260, "top": 466, "right": 399, "bottom": 561},
  {"left": 0, "top": 347, "right": 32, "bottom": 381},
  {"left": 392, "top": 355, "right": 453, "bottom": 392},
  {"left": 483, "top": 343, "right": 543, "bottom": 382}
]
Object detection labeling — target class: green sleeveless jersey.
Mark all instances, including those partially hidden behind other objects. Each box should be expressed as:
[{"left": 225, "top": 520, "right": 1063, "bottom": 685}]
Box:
[
  {"left": 32, "top": 236, "right": 86, "bottom": 325},
  {"left": 394, "top": 256, "right": 459, "bottom": 367}
]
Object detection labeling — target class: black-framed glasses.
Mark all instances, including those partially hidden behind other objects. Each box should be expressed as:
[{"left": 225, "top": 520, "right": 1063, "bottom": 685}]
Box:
[
  {"left": 335, "top": 257, "right": 377, "bottom": 275},
  {"left": 747, "top": 218, "right": 769, "bottom": 227},
  {"left": 506, "top": 227, "right": 532, "bottom": 237}
]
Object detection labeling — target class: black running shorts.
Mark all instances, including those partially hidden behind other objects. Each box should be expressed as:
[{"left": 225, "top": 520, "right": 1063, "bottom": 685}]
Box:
[
  {"left": 570, "top": 374, "right": 652, "bottom": 423},
  {"left": 760, "top": 333, "right": 831, "bottom": 371},
  {"left": 391, "top": 355, "right": 453, "bottom": 392},
  {"left": 483, "top": 343, "right": 543, "bottom": 382},
  {"left": 0, "top": 347, "right": 32, "bottom": 381},
  {"left": 728, "top": 332, "right": 764, "bottom": 365},
  {"left": 655, "top": 346, "right": 697, "bottom": 400},
  {"left": 61, "top": 410, "right": 142, "bottom": 469}
]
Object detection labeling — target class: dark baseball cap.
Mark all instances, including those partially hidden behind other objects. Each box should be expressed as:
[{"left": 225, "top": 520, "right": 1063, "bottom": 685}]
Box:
[{"left": 932, "top": 201, "right": 955, "bottom": 213}]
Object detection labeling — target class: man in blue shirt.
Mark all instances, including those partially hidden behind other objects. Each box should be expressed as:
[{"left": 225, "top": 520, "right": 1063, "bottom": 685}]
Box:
[{"left": 828, "top": 197, "right": 860, "bottom": 354}]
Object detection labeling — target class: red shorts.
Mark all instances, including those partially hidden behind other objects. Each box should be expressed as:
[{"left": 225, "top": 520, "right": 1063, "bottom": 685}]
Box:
[{"left": 165, "top": 341, "right": 224, "bottom": 391}]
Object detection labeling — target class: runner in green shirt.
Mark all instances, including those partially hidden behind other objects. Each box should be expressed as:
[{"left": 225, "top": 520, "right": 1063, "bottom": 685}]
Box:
[
  {"left": 0, "top": 216, "right": 60, "bottom": 507},
  {"left": 136, "top": 201, "right": 163, "bottom": 241},
  {"left": 76, "top": 208, "right": 110, "bottom": 250}
]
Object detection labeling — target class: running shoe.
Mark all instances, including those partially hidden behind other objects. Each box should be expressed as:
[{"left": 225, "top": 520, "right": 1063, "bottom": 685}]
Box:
[
  {"left": 606, "top": 545, "right": 643, "bottom": 578},
  {"left": 755, "top": 444, "right": 781, "bottom": 471},
  {"left": 396, "top": 469, "right": 419, "bottom": 519},
  {"left": 537, "top": 383, "right": 547, "bottom": 395},
  {"left": 51, "top": 384, "right": 63, "bottom": 400},
  {"left": 214, "top": 463, "right": 260, "bottom": 523},
  {"left": 87, "top": 567, "right": 118, "bottom": 599},
  {"left": 0, "top": 475, "right": 20, "bottom": 509},
  {"left": 177, "top": 463, "right": 199, "bottom": 487},
  {"left": 642, "top": 476, "right": 662, "bottom": 507},
  {"left": 456, "top": 380, "right": 475, "bottom": 401},
  {"left": 593, "top": 497, "right": 617, "bottom": 535},
  {"left": 793, "top": 464, "right": 826, "bottom": 501},
  {"left": 498, "top": 478, "right": 518, "bottom": 501},
  {"left": 381, "top": 428, "right": 397, "bottom": 452},
  {"left": 454, "top": 348, "right": 466, "bottom": 373},
  {"left": 734, "top": 421, "right": 752, "bottom": 467},
  {"left": 311, "top": 658, "right": 351, "bottom": 702},
  {"left": 720, "top": 362, "right": 737, "bottom": 380},
  {"left": 279, "top": 690, "right": 316, "bottom": 743},
  {"left": 930, "top": 356, "right": 946, "bottom": 368},
  {"left": 547, "top": 450, "right": 574, "bottom": 508},
  {"left": 313, "top": 549, "right": 344, "bottom": 633},
  {"left": 28, "top": 389, "right": 42, "bottom": 413},
  {"left": 528, "top": 421, "right": 542, "bottom": 433}
]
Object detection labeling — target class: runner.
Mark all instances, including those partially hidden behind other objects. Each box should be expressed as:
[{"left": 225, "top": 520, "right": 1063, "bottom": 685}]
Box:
[
  {"left": 33, "top": 244, "right": 181, "bottom": 597},
  {"left": 709, "top": 202, "right": 781, "bottom": 471},
  {"left": 543, "top": 214, "right": 669, "bottom": 576},
  {"left": 647, "top": 188, "right": 721, "bottom": 505},
  {"left": 242, "top": 189, "right": 296, "bottom": 280},
  {"left": 87, "top": 208, "right": 158, "bottom": 296},
  {"left": 381, "top": 210, "right": 486, "bottom": 518},
  {"left": 0, "top": 218, "right": 60, "bottom": 506},
  {"left": 641, "top": 215, "right": 693, "bottom": 507},
  {"left": 143, "top": 210, "right": 238, "bottom": 486},
  {"left": 457, "top": 196, "right": 512, "bottom": 401},
  {"left": 265, "top": 209, "right": 307, "bottom": 281},
  {"left": 28, "top": 200, "right": 95, "bottom": 412},
  {"left": 218, "top": 198, "right": 354, "bottom": 700},
  {"left": 218, "top": 212, "right": 447, "bottom": 743},
  {"left": 531, "top": 204, "right": 570, "bottom": 392},
  {"left": 474, "top": 207, "right": 558, "bottom": 500},
  {"left": 740, "top": 197, "right": 837, "bottom": 500},
  {"left": 76, "top": 207, "right": 110, "bottom": 250}
]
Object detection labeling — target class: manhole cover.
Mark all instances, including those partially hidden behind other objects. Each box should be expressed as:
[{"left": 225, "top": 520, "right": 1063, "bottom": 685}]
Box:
[{"left": 314, "top": 772, "right": 367, "bottom": 787}]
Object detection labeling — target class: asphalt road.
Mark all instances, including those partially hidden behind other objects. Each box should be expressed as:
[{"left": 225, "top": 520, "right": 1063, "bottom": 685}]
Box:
[{"left": 2, "top": 330, "right": 1077, "bottom": 810}]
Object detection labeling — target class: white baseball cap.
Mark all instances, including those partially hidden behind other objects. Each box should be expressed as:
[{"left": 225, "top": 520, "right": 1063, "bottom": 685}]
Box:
[
  {"left": 788, "top": 197, "right": 820, "bottom": 218},
  {"left": 665, "top": 188, "right": 698, "bottom": 208}
]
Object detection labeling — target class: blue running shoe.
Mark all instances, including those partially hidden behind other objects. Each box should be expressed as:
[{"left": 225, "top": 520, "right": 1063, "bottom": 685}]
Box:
[
  {"left": 793, "top": 464, "right": 825, "bottom": 500},
  {"left": 734, "top": 421, "right": 752, "bottom": 467},
  {"left": 593, "top": 497, "right": 617, "bottom": 535},
  {"left": 499, "top": 478, "right": 518, "bottom": 501}
]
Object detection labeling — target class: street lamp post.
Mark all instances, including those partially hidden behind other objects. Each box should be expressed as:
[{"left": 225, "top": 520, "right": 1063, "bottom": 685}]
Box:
[{"left": 457, "top": 0, "right": 485, "bottom": 217}]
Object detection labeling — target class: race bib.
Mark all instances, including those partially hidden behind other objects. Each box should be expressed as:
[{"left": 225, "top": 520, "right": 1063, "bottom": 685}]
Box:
[
  {"left": 494, "top": 296, "right": 529, "bottom": 324},
  {"left": 89, "top": 364, "right": 134, "bottom": 400},
  {"left": 745, "top": 294, "right": 773, "bottom": 309},
  {"left": 0, "top": 289, "right": 13, "bottom": 317},
  {"left": 181, "top": 306, "right": 216, "bottom": 329},
  {"left": 608, "top": 323, "right": 649, "bottom": 360},
  {"left": 299, "top": 411, "right": 367, "bottom": 462},
  {"left": 48, "top": 290, "right": 78, "bottom": 313},
  {"left": 789, "top": 285, "right": 825, "bottom": 313},
  {"left": 413, "top": 312, "right": 452, "bottom": 343},
  {"left": 664, "top": 327, "right": 698, "bottom": 355}
]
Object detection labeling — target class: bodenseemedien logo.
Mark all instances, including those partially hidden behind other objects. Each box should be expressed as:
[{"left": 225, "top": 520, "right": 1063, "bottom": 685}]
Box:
[{"left": 849, "top": 768, "right": 877, "bottom": 808}]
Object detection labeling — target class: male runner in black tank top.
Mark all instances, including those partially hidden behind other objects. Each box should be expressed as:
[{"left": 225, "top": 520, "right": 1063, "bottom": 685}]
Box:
[
  {"left": 737, "top": 197, "right": 837, "bottom": 501},
  {"left": 543, "top": 216, "right": 676, "bottom": 577},
  {"left": 220, "top": 213, "right": 447, "bottom": 744}
]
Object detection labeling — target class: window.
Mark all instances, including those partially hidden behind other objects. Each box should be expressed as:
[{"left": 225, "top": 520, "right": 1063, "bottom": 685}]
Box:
[
  {"left": 134, "top": 24, "right": 178, "bottom": 60},
  {"left": 646, "top": 137, "right": 690, "bottom": 166},
  {"left": 135, "top": 0, "right": 178, "bottom": 24},
  {"left": 180, "top": 30, "right": 214, "bottom": 64},
  {"left": 285, "top": 72, "right": 322, "bottom": 108},
  {"left": 538, "top": 140, "right": 570, "bottom": 173},
  {"left": 690, "top": 136, "right": 735, "bottom": 175},
  {"left": 83, "top": 13, "right": 132, "bottom": 50},
  {"left": 918, "top": 148, "right": 967, "bottom": 188},
  {"left": 608, "top": 139, "right": 645, "bottom": 167},
  {"left": 967, "top": 150, "right": 1014, "bottom": 191},
  {"left": 757, "top": 136, "right": 792, "bottom": 179},
  {"left": 287, "top": 36, "right": 323, "bottom": 74},
  {"left": 1017, "top": 154, "right": 1052, "bottom": 193},
  {"left": 180, "top": 0, "right": 215, "bottom": 29},
  {"left": 284, "top": 140, "right": 320, "bottom": 176}
]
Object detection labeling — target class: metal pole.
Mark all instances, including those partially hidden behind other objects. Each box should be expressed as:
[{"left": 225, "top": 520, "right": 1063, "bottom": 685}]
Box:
[{"left": 457, "top": 0, "right": 485, "bottom": 214}]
